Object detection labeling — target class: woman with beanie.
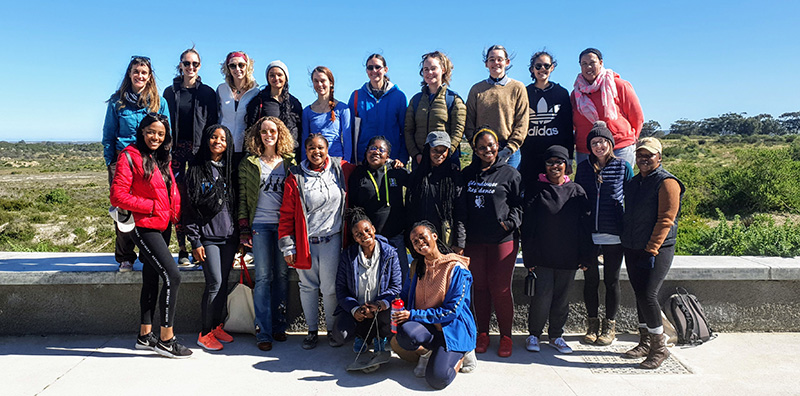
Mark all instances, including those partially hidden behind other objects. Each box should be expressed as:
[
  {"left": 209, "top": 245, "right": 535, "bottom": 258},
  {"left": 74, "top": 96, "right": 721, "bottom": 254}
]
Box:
[
  {"left": 405, "top": 131, "right": 467, "bottom": 255},
  {"left": 393, "top": 221, "right": 476, "bottom": 390},
  {"left": 572, "top": 48, "right": 643, "bottom": 166},
  {"left": 302, "top": 66, "right": 351, "bottom": 162},
  {"left": 521, "top": 50, "right": 573, "bottom": 187},
  {"left": 102, "top": 55, "right": 169, "bottom": 272},
  {"left": 110, "top": 114, "right": 190, "bottom": 358},
  {"left": 620, "top": 137, "right": 684, "bottom": 369},
  {"left": 464, "top": 45, "right": 529, "bottom": 168},
  {"left": 522, "top": 145, "right": 592, "bottom": 355},
  {"left": 246, "top": 60, "right": 303, "bottom": 156},
  {"left": 163, "top": 47, "right": 219, "bottom": 267},
  {"left": 217, "top": 51, "right": 259, "bottom": 165},
  {"left": 462, "top": 127, "right": 522, "bottom": 357},
  {"left": 185, "top": 124, "right": 237, "bottom": 351},
  {"left": 405, "top": 51, "right": 466, "bottom": 169},
  {"left": 574, "top": 121, "right": 633, "bottom": 346},
  {"left": 238, "top": 116, "right": 296, "bottom": 351},
  {"left": 348, "top": 54, "right": 408, "bottom": 163}
]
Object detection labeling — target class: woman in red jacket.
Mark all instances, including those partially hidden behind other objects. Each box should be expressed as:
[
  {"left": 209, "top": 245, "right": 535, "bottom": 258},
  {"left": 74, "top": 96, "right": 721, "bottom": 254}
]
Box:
[
  {"left": 572, "top": 48, "right": 643, "bottom": 167},
  {"left": 110, "top": 114, "right": 191, "bottom": 359}
]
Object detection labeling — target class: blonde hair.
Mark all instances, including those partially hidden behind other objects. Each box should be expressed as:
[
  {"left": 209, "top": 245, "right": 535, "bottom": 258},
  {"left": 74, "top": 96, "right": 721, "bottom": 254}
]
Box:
[
  {"left": 419, "top": 51, "right": 454, "bottom": 87},
  {"left": 110, "top": 56, "right": 161, "bottom": 113},
  {"left": 221, "top": 51, "right": 256, "bottom": 92},
  {"left": 245, "top": 116, "right": 295, "bottom": 157}
]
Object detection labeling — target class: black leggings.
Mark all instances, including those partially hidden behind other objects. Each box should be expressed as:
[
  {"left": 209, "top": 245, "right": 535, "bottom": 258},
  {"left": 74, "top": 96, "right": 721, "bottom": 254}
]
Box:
[
  {"left": 625, "top": 245, "right": 675, "bottom": 329},
  {"left": 200, "top": 240, "right": 237, "bottom": 335},
  {"left": 133, "top": 227, "right": 181, "bottom": 328},
  {"left": 397, "top": 322, "right": 464, "bottom": 390},
  {"left": 583, "top": 244, "right": 624, "bottom": 319}
]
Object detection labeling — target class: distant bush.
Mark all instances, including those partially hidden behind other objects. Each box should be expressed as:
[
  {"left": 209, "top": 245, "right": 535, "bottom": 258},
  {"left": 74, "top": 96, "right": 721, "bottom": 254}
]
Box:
[
  {"left": 0, "top": 223, "right": 35, "bottom": 243},
  {"left": 39, "top": 188, "right": 70, "bottom": 205},
  {"left": 678, "top": 210, "right": 800, "bottom": 257},
  {"left": 0, "top": 197, "right": 31, "bottom": 211}
]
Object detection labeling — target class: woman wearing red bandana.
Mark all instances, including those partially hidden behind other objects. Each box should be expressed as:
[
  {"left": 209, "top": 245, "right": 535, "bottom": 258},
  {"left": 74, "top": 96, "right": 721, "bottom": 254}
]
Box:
[{"left": 571, "top": 48, "right": 643, "bottom": 167}]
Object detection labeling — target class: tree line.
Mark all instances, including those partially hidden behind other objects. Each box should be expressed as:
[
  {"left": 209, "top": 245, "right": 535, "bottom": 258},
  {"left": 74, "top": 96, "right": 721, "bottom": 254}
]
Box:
[{"left": 639, "top": 111, "right": 800, "bottom": 137}]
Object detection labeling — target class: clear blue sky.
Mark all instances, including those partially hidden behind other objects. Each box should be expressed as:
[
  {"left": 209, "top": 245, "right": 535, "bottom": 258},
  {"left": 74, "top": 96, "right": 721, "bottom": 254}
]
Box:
[{"left": 0, "top": 0, "right": 798, "bottom": 142}]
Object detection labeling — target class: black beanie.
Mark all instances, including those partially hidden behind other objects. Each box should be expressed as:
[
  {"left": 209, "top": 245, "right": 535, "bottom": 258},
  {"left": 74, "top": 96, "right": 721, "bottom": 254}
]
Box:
[
  {"left": 586, "top": 121, "right": 615, "bottom": 150},
  {"left": 543, "top": 145, "right": 569, "bottom": 163}
]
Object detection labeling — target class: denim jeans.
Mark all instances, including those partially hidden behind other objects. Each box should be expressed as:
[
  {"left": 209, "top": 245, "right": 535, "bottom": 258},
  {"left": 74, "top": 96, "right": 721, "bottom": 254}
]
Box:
[
  {"left": 252, "top": 223, "right": 288, "bottom": 342},
  {"left": 506, "top": 149, "right": 521, "bottom": 169}
]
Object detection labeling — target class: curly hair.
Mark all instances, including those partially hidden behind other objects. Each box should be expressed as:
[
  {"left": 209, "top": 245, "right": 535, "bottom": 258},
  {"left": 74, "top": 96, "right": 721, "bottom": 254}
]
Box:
[
  {"left": 220, "top": 51, "right": 256, "bottom": 92},
  {"left": 244, "top": 116, "right": 294, "bottom": 157}
]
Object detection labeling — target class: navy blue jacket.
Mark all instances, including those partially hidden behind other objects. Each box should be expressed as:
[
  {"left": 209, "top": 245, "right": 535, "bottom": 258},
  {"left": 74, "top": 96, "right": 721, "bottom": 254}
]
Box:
[
  {"left": 574, "top": 158, "right": 632, "bottom": 236},
  {"left": 335, "top": 235, "right": 402, "bottom": 316}
]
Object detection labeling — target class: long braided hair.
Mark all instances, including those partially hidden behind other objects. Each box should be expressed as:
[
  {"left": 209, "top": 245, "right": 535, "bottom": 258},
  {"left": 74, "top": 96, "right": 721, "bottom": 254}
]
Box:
[
  {"left": 312, "top": 66, "right": 337, "bottom": 122},
  {"left": 185, "top": 124, "right": 236, "bottom": 219}
]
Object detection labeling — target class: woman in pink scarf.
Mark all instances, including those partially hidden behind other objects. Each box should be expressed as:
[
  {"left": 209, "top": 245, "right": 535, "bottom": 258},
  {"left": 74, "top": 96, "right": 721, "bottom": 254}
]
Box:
[{"left": 571, "top": 48, "right": 643, "bottom": 167}]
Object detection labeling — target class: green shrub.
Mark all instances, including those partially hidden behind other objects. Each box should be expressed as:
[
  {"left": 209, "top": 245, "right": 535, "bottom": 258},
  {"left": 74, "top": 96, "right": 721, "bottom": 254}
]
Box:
[
  {"left": 0, "top": 223, "right": 35, "bottom": 242},
  {"left": 40, "top": 188, "right": 70, "bottom": 205},
  {"left": 0, "top": 197, "right": 31, "bottom": 211}
]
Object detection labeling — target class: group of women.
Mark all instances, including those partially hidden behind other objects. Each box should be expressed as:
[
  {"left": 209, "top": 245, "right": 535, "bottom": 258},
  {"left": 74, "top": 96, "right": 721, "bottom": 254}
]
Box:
[{"left": 103, "top": 44, "right": 681, "bottom": 388}]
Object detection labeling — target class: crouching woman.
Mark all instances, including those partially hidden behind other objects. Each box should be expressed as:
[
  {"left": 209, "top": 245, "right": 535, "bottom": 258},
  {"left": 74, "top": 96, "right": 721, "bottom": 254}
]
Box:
[{"left": 392, "top": 221, "right": 476, "bottom": 390}]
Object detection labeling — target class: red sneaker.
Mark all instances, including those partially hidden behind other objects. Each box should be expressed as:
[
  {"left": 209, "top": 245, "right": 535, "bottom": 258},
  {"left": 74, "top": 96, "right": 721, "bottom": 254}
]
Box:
[
  {"left": 197, "top": 332, "right": 223, "bottom": 351},
  {"left": 498, "top": 335, "right": 513, "bottom": 358},
  {"left": 212, "top": 324, "right": 233, "bottom": 343},
  {"left": 476, "top": 332, "right": 490, "bottom": 353}
]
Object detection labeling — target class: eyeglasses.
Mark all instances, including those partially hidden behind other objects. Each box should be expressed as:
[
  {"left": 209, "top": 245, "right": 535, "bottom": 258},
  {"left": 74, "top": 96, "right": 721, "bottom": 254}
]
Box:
[
  {"left": 534, "top": 63, "right": 552, "bottom": 71},
  {"left": 228, "top": 62, "right": 247, "bottom": 70},
  {"left": 476, "top": 143, "right": 497, "bottom": 152},
  {"left": 182, "top": 61, "right": 200, "bottom": 68},
  {"left": 545, "top": 159, "right": 566, "bottom": 167},
  {"left": 430, "top": 147, "right": 448, "bottom": 156},
  {"left": 367, "top": 145, "right": 387, "bottom": 154},
  {"left": 366, "top": 65, "right": 383, "bottom": 71},
  {"left": 590, "top": 140, "right": 609, "bottom": 147}
]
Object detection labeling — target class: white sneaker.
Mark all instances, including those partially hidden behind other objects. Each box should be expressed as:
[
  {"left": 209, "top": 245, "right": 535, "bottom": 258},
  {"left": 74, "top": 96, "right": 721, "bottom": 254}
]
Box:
[
  {"left": 460, "top": 349, "right": 477, "bottom": 373},
  {"left": 118, "top": 261, "right": 133, "bottom": 272},
  {"left": 525, "top": 335, "right": 540, "bottom": 352},
  {"left": 549, "top": 337, "right": 573, "bottom": 354}
]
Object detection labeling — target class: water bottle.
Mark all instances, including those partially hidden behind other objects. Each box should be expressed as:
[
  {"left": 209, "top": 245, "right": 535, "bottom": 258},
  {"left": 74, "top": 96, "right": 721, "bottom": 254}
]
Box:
[{"left": 391, "top": 298, "right": 404, "bottom": 333}]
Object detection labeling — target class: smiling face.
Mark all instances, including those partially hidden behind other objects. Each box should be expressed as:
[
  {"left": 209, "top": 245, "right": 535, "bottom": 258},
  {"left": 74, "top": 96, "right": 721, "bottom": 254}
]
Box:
[
  {"left": 305, "top": 136, "right": 329, "bottom": 167},
  {"left": 590, "top": 137, "right": 611, "bottom": 159},
  {"left": 366, "top": 57, "right": 387, "bottom": 87},
  {"left": 312, "top": 70, "right": 331, "bottom": 98},
  {"left": 545, "top": 156, "right": 566, "bottom": 184},
  {"left": 422, "top": 57, "right": 443, "bottom": 88},
  {"left": 260, "top": 120, "right": 278, "bottom": 149},
  {"left": 475, "top": 133, "right": 498, "bottom": 167},
  {"left": 366, "top": 140, "right": 389, "bottom": 169},
  {"left": 268, "top": 67, "right": 286, "bottom": 91},
  {"left": 129, "top": 64, "right": 150, "bottom": 93},
  {"left": 531, "top": 54, "right": 553, "bottom": 83},
  {"left": 143, "top": 121, "right": 166, "bottom": 151},
  {"left": 352, "top": 219, "right": 376, "bottom": 250},
  {"left": 580, "top": 53, "right": 603, "bottom": 84},
  {"left": 179, "top": 52, "right": 200, "bottom": 79},
  {"left": 429, "top": 145, "right": 448, "bottom": 167},
  {"left": 208, "top": 128, "right": 227, "bottom": 160},
  {"left": 410, "top": 225, "right": 438, "bottom": 257},
  {"left": 485, "top": 49, "right": 510, "bottom": 79},
  {"left": 227, "top": 56, "right": 247, "bottom": 81},
  {"left": 635, "top": 148, "right": 661, "bottom": 176}
]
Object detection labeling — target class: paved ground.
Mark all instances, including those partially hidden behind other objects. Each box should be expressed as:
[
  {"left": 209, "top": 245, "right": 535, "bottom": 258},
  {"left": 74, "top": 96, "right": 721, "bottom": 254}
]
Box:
[{"left": 2, "top": 332, "right": 797, "bottom": 395}]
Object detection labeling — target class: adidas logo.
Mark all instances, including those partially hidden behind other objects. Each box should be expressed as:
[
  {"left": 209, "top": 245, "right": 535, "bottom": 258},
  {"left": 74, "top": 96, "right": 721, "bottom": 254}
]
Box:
[{"left": 528, "top": 97, "right": 563, "bottom": 137}]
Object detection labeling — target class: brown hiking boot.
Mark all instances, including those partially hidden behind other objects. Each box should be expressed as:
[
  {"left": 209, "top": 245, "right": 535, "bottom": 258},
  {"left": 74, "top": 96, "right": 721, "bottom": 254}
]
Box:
[
  {"left": 595, "top": 319, "right": 616, "bottom": 346},
  {"left": 622, "top": 327, "right": 650, "bottom": 359},
  {"left": 640, "top": 333, "right": 670, "bottom": 369},
  {"left": 582, "top": 317, "right": 600, "bottom": 344}
]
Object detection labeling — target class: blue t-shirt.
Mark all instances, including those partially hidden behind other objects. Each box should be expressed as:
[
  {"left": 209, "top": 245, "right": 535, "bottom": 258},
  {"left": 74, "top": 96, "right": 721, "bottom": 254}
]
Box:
[{"left": 302, "top": 101, "right": 351, "bottom": 162}]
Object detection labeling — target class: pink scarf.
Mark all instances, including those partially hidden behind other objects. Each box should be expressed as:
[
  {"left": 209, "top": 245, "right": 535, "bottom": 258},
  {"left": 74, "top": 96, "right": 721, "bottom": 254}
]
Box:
[
  {"left": 573, "top": 68, "right": 618, "bottom": 123},
  {"left": 538, "top": 173, "right": 571, "bottom": 184}
]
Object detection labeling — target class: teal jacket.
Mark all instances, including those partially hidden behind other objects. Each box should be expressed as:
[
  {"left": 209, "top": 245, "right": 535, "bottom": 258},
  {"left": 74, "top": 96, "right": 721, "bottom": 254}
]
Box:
[{"left": 102, "top": 93, "right": 169, "bottom": 166}]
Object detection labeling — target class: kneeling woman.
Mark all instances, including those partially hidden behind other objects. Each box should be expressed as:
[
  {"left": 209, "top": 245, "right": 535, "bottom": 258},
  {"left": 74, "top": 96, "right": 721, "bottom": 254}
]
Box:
[
  {"left": 110, "top": 114, "right": 190, "bottom": 358},
  {"left": 392, "top": 221, "right": 476, "bottom": 390},
  {"left": 185, "top": 124, "right": 237, "bottom": 351},
  {"left": 334, "top": 208, "right": 402, "bottom": 353}
]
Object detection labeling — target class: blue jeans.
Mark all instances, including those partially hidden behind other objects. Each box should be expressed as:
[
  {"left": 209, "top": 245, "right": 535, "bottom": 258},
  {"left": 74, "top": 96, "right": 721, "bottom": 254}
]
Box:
[
  {"left": 506, "top": 149, "right": 521, "bottom": 169},
  {"left": 252, "top": 223, "right": 288, "bottom": 342}
]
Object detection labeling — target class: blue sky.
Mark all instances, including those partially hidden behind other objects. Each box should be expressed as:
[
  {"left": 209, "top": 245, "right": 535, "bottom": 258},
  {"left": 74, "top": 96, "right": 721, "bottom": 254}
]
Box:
[{"left": 0, "top": 0, "right": 798, "bottom": 142}]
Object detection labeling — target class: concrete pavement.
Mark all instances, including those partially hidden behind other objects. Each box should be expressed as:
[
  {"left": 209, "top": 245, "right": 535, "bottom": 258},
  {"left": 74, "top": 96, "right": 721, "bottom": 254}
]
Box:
[{"left": 2, "top": 332, "right": 797, "bottom": 395}]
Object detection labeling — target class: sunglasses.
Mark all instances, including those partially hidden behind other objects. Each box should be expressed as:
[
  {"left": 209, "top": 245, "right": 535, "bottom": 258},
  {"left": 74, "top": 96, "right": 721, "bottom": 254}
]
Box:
[
  {"left": 366, "top": 65, "right": 383, "bottom": 71},
  {"left": 182, "top": 61, "right": 200, "bottom": 68},
  {"left": 131, "top": 55, "right": 151, "bottom": 62},
  {"left": 534, "top": 63, "right": 552, "bottom": 70},
  {"left": 367, "top": 145, "right": 387, "bottom": 154},
  {"left": 146, "top": 112, "right": 169, "bottom": 122},
  {"left": 228, "top": 62, "right": 247, "bottom": 70},
  {"left": 545, "top": 159, "right": 566, "bottom": 167}
]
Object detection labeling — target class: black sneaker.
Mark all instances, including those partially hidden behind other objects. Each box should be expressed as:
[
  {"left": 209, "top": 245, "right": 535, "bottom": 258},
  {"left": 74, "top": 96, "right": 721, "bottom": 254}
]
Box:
[
  {"left": 155, "top": 337, "right": 193, "bottom": 359},
  {"left": 135, "top": 332, "right": 158, "bottom": 351},
  {"left": 302, "top": 333, "right": 318, "bottom": 350}
]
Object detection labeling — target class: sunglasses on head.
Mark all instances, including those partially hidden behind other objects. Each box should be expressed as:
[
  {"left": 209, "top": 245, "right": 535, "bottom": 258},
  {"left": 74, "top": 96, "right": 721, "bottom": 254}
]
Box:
[
  {"left": 182, "top": 61, "right": 200, "bottom": 68},
  {"left": 146, "top": 112, "right": 168, "bottom": 122},
  {"left": 228, "top": 62, "right": 247, "bottom": 70},
  {"left": 534, "top": 63, "right": 552, "bottom": 70},
  {"left": 366, "top": 65, "right": 383, "bottom": 71},
  {"left": 131, "top": 55, "right": 150, "bottom": 62}
]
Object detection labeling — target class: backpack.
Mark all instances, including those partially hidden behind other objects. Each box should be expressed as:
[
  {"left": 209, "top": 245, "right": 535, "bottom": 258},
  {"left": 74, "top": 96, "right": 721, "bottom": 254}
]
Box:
[
  {"left": 666, "top": 287, "right": 715, "bottom": 345},
  {"left": 410, "top": 88, "right": 459, "bottom": 134}
]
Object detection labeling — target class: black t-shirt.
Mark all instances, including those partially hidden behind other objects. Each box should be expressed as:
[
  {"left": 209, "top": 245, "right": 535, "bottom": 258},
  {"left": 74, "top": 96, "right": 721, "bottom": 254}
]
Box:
[{"left": 177, "top": 87, "right": 197, "bottom": 142}]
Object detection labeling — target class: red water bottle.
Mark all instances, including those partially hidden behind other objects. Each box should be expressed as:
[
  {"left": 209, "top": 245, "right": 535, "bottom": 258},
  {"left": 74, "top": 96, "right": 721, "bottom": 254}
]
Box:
[{"left": 391, "top": 298, "right": 404, "bottom": 333}]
